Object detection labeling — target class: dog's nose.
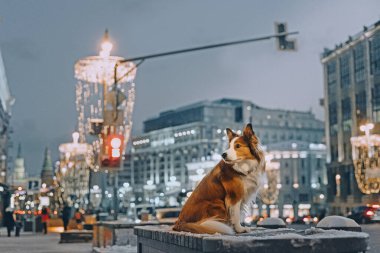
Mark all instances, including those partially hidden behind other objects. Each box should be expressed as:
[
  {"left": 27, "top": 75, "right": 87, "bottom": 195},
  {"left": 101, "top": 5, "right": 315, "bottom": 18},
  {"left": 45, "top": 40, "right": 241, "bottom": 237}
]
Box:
[{"left": 222, "top": 153, "right": 227, "bottom": 159}]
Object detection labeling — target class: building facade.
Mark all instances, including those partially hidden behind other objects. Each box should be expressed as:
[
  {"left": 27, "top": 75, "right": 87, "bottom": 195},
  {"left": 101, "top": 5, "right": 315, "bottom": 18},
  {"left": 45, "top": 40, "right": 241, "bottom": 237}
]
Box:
[
  {"left": 321, "top": 20, "right": 380, "bottom": 215},
  {"left": 0, "top": 49, "right": 13, "bottom": 225},
  {"left": 263, "top": 141, "right": 327, "bottom": 220},
  {"left": 127, "top": 98, "right": 325, "bottom": 209}
]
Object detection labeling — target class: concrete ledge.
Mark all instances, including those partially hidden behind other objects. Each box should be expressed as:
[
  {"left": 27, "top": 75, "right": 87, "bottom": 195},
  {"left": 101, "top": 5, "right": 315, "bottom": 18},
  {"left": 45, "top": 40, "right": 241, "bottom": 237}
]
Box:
[
  {"left": 93, "top": 221, "right": 175, "bottom": 249},
  {"left": 134, "top": 225, "right": 369, "bottom": 253},
  {"left": 60, "top": 230, "right": 93, "bottom": 243}
]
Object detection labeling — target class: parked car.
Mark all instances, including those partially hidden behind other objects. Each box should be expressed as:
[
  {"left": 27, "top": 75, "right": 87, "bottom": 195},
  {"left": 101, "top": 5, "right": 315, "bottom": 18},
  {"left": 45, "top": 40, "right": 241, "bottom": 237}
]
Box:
[
  {"left": 155, "top": 207, "right": 181, "bottom": 223},
  {"left": 347, "top": 205, "right": 380, "bottom": 224}
]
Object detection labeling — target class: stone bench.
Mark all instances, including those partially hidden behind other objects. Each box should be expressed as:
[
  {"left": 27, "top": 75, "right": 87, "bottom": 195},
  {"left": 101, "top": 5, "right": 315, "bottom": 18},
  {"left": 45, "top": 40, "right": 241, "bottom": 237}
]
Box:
[
  {"left": 60, "top": 230, "right": 93, "bottom": 243},
  {"left": 134, "top": 225, "right": 369, "bottom": 253}
]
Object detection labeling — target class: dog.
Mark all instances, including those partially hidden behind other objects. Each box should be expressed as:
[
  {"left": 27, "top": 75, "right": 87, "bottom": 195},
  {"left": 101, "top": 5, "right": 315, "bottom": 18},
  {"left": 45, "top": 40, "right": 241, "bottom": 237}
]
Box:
[{"left": 173, "top": 123, "right": 265, "bottom": 234}]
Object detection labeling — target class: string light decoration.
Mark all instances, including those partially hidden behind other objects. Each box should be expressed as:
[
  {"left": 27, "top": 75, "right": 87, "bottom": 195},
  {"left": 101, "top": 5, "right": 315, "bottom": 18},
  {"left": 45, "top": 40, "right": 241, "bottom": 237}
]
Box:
[
  {"left": 74, "top": 30, "right": 137, "bottom": 169},
  {"left": 56, "top": 132, "right": 93, "bottom": 207},
  {"left": 260, "top": 155, "right": 281, "bottom": 205},
  {"left": 351, "top": 123, "right": 380, "bottom": 194}
]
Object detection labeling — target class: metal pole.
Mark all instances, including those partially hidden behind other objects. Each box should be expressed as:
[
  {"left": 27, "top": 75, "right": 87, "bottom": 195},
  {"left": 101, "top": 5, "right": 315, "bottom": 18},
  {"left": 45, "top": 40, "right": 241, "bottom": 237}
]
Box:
[
  {"left": 113, "top": 170, "right": 118, "bottom": 220},
  {"left": 120, "top": 31, "right": 298, "bottom": 63}
]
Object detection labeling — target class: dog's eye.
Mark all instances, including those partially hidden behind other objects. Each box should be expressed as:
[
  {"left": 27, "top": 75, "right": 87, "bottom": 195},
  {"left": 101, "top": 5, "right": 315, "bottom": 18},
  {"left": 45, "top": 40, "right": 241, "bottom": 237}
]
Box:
[{"left": 235, "top": 144, "right": 241, "bottom": 148}]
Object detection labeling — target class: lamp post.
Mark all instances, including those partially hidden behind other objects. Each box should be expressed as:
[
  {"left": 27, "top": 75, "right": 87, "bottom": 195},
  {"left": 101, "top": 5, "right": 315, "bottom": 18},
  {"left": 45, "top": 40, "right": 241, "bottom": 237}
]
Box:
[
  {"left": 57, "top": 132, "right": 93, "bottom": 209},
  {"left": 351, "top": 122, "right": 380, "bottom": 194},
  {"left": 74, "top": 31, "right": 137, "bottom": 220},
  {"left": 260, "top": 155, "right": 281, "bottom": 217}
]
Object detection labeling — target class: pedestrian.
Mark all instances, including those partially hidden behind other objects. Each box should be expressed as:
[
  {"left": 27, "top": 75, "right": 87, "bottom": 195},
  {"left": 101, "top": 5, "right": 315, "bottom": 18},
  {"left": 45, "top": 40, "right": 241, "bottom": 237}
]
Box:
[
  {"left": 3, "top": 207, "right": 15, "bottom": 237},
  {"left": 41, "top": 207, "right": 50, "bottom": 234},
  {"left": 14, "top": 211, "right": 23, "bottom": 237},
  {"left": 74, "top": 209, "right": 84, "bottom": 230},
  {"left": 62, "top": 203, "right": 71, "bottom": 231}
]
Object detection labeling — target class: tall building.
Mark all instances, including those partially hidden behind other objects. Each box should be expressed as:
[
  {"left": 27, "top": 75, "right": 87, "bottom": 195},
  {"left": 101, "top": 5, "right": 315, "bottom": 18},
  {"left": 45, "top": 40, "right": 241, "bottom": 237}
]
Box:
[
  {"left": 0, "top": 49, "right": 14, "bottom": 185},
  {"left": 321, "top": 20, "right": 380, "bottom": 215},
  {"left": 127, "top": 98, "right": 325, "bottom": 210},
  {"left": 0, "top": 49, "right": 14, "bottom": 224},
  {"left": 11, "top": 143, "right": 27, "bottom": 189},
  {"left": 40, "top": 147, "right": 54, "bottom": 187}
]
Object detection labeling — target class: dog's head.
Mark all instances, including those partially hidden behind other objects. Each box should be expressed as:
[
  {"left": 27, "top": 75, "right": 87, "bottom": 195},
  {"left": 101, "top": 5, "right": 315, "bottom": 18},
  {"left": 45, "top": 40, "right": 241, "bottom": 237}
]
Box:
[{"left": 222, "top": 124, "right": 265, "bottom": 171}]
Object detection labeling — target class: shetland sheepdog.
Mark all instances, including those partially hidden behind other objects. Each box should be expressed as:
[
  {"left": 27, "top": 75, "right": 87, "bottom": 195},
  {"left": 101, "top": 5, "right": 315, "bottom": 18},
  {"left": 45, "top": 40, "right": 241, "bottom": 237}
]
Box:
[{"left": 173, "top": 124, "right": 265, "bottom": 234}]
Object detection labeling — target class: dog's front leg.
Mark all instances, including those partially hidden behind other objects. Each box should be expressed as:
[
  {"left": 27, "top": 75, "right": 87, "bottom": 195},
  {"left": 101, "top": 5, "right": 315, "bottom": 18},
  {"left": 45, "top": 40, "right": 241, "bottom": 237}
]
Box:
[{"left": 229, "top": 200, "right": 250, "bottom": 233}]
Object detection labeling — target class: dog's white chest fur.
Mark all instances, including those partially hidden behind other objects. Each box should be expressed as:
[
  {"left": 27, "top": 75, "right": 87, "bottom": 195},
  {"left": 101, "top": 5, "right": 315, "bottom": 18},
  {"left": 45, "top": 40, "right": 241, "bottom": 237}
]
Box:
[{"left": 233, "top": 160, "right": 264, "bottom": 202}]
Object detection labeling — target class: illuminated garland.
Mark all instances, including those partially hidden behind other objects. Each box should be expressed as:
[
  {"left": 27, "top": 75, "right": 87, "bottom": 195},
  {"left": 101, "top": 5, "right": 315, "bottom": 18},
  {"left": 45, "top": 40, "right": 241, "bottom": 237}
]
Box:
[{"left": 351, "top": 134, "right": 380, "bottom": 194}]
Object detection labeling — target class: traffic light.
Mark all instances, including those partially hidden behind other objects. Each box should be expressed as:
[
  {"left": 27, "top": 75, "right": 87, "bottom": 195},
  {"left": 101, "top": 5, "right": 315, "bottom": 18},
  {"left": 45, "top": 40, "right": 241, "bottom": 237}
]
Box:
[
  {"left": 275, "top": 22, "right": 297, "bottom": 51},
  {"left": 101, "top": 134, "right": 124, "bottom": 168}
]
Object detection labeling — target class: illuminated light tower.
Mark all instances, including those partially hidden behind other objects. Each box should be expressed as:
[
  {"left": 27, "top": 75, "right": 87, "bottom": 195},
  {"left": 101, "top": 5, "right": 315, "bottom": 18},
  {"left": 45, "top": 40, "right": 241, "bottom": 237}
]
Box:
[
  {"left": 260, "top": 155, "right": 281, "bottom": 211},
  {"left": 74, "top": 30, "right": 137, "bottom": 171},
  {"left": 351, "top": 123, "right": 380, "bottom": 194},
  {"left": 56, "top": 132, "right": 93, "bottom": 208}
]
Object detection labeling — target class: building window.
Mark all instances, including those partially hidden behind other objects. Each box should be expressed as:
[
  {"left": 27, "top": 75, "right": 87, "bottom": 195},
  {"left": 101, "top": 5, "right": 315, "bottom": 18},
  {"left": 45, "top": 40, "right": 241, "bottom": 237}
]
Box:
[
  {"left": 301, "top": 175, "right": 306, "bottom": 185},
  {"left": 327, "top": 61, "right": 337, "bottom": 96},
  {"left": 329, "top": 102, "right": 337, "bottom": 125},
  {"left": 285, "top": 176, "right": 290, "bottom": 185},
  {"left": 299, "top": 194, "right": 309, "bottom": 202},
  {"left": 341, "top": 98, "right": 351, "bottom": 121},
  {"left": 354, "top": 43, "right": 366, "bottom": 83},
  {"left": 340, "top": 54, "right": 351, "bottom": 88},
  {"left": 373, "top": 82, "right": 380, "bottom": 116},
  {"left": 370, "top": 34, "right": 380, "bottom": 75},
  {"left": 356, "top": 91, "right": 367, "bottom": 120}
]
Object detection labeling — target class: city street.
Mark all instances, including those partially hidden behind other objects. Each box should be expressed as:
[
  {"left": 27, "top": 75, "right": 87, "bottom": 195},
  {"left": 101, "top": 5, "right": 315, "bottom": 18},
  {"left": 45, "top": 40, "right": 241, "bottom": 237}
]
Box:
[
  {"left": 0, "top": 229, "right": 91, "bottom": 253},
  {"left": 0, "top": 224, "right": 379, "bottom": 252}
]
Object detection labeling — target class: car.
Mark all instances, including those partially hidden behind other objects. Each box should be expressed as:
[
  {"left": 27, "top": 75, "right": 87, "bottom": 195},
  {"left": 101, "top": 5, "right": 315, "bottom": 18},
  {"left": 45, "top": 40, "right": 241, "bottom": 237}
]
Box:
[
  {"left": 155, "top": 207, "right": 181, "bottom": 224},
  {"left": 347, "top": 205, "right": 380, "bottom": 224}
]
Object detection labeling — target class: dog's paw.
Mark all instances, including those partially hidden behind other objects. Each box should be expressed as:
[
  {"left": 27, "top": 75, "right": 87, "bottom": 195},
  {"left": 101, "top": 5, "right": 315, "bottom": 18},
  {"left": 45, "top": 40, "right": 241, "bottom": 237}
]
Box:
[{"left": 234, "top": 226, "right": 251, "bottom": 233}]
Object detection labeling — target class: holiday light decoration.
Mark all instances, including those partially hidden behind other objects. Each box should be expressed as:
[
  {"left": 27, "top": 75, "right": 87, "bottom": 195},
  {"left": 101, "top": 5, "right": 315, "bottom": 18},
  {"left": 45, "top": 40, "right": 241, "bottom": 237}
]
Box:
[
  {"left": 56, "top": 132, "right": 93, "bottom": 207},
  {"left": 74, "top": 30, "right": 137, "bottom": 169},
  {"left": 351, "top": 123, "right": 380, "bottom": 194},
  {"left": 260, "top": 155, "right": 281, "bottom": 205}
]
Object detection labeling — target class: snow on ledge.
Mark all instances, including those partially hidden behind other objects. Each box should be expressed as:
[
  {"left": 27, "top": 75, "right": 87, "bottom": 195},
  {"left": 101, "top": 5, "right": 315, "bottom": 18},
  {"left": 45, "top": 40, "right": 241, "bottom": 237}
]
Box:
[{"left": 316, "top": 216, "right": 359, "bottom": 228}]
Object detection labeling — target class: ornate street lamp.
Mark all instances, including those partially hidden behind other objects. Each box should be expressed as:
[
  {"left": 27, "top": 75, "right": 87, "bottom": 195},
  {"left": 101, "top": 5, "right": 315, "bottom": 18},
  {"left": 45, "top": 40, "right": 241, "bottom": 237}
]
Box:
[
  {"left": 351, "top": 123, "right": 380, "bottom": 194},
  {"left": 260, "top": 155, "right": 281, "bottom": 205},
  {"left": 56, "top": 132, "right": 93, "bottom": 208},
  {"left": 74, "top": 30, "right": 137, "bottom": 170}
]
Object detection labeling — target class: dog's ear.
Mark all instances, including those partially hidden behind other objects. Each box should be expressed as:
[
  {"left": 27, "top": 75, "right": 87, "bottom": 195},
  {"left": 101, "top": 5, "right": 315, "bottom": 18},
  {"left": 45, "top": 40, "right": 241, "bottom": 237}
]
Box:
[
  {"left": 226, "top": 128, "right": 238, "bottom": 142},
  {"left": 243, "top": 124, "right": 259, "bottom": 145}
]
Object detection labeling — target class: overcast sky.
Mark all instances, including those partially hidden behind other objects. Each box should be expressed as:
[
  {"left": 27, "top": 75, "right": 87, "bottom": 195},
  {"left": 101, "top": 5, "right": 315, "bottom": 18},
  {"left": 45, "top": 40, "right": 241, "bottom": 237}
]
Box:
[{"left": 1, "top": 0, "right": 379, "bottom": 176}]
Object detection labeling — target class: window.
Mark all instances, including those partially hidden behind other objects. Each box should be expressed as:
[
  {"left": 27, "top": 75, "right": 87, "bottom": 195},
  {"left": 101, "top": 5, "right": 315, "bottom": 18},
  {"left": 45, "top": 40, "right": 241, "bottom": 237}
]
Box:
[
  {"left": 370, "top": 34, "right": 380, "bottom": 74},
  {"left": 285, "top": 176, "right": 290, "bottom": 185},
  {"left": 299, "top": 194, "right": 309, "bottom": 202},
  {"left": 329, "top": 102, "right": 337, "bottom": 125},
  {"left": 341, "top": 98, "right": 351, "bottom": 121},
  {"left": 301, "top": 175, "right": 306, "bottom": 185},
  {"left": 340, "top": 54, "right": 351, "bottom": 88},
  {"left": 327, "top": 61, "right": 337, "bottom": 96},
  {"left": 356, "top": 91, "right": 367, "bottom": 120},
  {"left": 354, "top": 43, "right": 366, "bottom": 83}
]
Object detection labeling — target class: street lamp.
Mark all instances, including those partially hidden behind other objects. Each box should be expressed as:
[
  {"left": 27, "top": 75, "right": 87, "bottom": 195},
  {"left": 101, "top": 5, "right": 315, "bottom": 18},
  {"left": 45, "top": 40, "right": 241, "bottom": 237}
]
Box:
[
  {"left": 351, "top": 122, "right": 380, "bottom": 194},
  {"left": 74, "top": 30, "right": 137, "bottom": 168},
  {"left": 57, "top": 132, "right": 93, "bottom": 208},
  {"left": 259, "top": 155, "right": 281, "bottom": 218},
  {"left": 75, "top": 30, "right": 138, "bottom": 219}
]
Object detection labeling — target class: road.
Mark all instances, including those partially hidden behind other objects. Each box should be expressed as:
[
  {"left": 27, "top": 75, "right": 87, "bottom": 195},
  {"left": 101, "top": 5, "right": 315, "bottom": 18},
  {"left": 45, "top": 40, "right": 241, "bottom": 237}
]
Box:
[{"left": 0, "top": 224, "right": 379, "bottom": 252}]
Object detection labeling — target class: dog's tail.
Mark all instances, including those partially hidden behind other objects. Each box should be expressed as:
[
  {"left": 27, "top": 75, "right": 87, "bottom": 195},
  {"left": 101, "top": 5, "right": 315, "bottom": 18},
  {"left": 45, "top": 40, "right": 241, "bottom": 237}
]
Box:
[{"left": 173, "top": 219, "right": 234, "bottom": 235}]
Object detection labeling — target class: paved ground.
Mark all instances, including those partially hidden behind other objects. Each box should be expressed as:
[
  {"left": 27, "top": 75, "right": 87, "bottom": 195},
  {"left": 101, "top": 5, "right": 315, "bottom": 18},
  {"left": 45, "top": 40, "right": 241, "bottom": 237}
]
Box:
[{"left": 0, "top": 229, "right": 92, "bottom": 253}]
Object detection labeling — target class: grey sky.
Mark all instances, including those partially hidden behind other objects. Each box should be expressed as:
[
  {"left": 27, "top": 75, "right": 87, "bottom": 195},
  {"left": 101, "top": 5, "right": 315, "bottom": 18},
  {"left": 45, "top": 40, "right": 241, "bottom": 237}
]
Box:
[{"left": 0, "top": 0, "right": 379, "bottom": 176}]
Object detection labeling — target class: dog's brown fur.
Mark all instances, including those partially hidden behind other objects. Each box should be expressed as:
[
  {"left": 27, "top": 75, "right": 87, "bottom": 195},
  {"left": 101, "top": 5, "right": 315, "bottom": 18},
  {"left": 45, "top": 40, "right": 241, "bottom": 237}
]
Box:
[{"left": 173, "top": 124, "right": 265, "bottom": 234}]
